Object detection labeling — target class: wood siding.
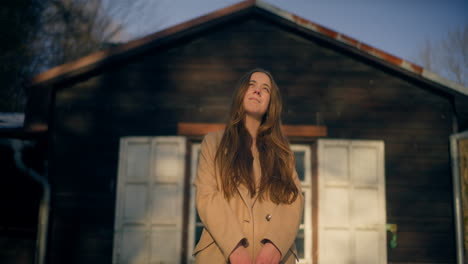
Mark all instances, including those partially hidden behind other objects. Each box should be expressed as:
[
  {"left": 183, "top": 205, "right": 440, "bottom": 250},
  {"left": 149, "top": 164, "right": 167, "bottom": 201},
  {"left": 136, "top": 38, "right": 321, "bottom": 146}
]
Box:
[{"left": 44, "top": 16, "right": 455, "bottom": 263}]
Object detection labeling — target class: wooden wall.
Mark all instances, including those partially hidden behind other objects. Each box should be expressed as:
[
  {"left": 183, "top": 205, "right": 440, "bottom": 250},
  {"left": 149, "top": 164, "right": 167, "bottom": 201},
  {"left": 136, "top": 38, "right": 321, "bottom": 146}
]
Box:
[{"left": 45, "top": 15, "right": 456, "bottom": 263}]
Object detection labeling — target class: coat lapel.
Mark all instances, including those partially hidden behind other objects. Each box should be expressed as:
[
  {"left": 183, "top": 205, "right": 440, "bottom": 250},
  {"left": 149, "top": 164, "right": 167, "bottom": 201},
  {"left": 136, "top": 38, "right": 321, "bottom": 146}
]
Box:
[{"left": 236, "top": 184, "right": 253, "bottom": 209}]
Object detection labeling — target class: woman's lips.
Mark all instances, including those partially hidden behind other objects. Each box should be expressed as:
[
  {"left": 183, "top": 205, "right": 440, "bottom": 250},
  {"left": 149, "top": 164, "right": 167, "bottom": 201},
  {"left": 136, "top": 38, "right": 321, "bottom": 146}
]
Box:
[{"left": 249, "top": 97, "right": 260, "bottom": 103}]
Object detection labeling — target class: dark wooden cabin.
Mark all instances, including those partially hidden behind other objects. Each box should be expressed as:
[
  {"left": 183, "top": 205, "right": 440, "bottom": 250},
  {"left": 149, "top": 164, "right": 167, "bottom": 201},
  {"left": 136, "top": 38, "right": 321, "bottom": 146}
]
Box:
[{"left": 9, "top": 0, "right": 468, "bottom": 263}]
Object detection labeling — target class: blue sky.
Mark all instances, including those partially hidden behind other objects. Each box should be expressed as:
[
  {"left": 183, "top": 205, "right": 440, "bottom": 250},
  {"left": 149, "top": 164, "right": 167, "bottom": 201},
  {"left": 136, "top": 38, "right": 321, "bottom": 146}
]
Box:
[{"left": 120, "top": 0, "right": 467, "bottom": 66}]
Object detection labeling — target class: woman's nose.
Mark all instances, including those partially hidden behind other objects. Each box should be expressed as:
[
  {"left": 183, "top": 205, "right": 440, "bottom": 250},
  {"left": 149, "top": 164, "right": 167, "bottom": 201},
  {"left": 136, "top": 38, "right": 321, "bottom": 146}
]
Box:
[{"left": 253, "top": 86, "right": 261, "bottom": 94}]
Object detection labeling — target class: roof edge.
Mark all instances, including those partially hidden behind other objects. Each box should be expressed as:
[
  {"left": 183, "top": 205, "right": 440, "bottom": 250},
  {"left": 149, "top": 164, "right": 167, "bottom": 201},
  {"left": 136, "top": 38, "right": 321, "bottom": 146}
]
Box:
[
  {"left": 29, "top": 0, "right": 468, "bottom": 97},
  {"left": 422, "top": 69, "right": 468, "bottom": 96},
  {"left": 255, "top": 0, "right": 468, "bottom": 96},
  {"left": 30, "top": 0, "right": 257, "bottom": 86}
]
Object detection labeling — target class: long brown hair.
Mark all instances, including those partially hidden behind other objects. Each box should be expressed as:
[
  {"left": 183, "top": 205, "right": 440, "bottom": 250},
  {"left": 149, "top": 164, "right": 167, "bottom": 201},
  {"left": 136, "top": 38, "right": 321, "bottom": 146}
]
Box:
[{"left": 214, "top": 68, "right": 298, "bottom": 204}]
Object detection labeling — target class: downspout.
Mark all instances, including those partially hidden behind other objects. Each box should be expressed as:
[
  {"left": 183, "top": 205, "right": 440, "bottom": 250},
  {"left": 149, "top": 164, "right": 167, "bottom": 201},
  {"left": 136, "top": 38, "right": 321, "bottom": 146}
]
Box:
[
  {"left": 10, "top": 140, "right": 50, "bottom": 264},
  {"left": 451, "top": 132, "right": 465, "bottom": 264},
  {"left": 451, "top": 108, "right": 465, "bottom": 264}
]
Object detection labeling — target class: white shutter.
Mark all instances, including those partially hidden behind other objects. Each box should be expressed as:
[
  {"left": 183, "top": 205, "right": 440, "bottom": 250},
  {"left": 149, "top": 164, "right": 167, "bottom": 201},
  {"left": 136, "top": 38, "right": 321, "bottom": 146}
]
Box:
[
  {"left": 317, "top": 139, "right": 386, "bottom": 264},
  {"left": 113, "top": 137, "right": 186, "bottom": 264}
]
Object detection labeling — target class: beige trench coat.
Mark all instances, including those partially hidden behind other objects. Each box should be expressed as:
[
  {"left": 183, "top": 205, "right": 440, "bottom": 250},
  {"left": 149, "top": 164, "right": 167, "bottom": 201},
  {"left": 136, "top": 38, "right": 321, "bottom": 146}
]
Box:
[{"left": 193, "top": 130, "right": 304, "bottom": 263}]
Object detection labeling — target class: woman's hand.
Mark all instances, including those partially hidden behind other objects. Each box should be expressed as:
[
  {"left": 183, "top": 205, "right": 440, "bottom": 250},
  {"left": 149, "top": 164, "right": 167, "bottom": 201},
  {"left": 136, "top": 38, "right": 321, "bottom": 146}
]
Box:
[
  {"left": 229, "top": 242, "right": 253, "bottom": 264},
  {"left": 254, "top": 242, "right": 281, "bottom": 264}
]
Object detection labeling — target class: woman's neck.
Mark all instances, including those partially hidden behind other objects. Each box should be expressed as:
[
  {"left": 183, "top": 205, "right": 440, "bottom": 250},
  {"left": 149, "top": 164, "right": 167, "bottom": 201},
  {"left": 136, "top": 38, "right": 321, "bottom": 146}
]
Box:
[{"left": 244, "top": 115, "right": 261, "bottom": 144}]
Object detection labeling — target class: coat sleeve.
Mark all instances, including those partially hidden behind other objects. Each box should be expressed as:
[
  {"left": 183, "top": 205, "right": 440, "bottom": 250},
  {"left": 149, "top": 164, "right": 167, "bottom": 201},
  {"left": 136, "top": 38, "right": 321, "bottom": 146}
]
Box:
[
  {"left": 194, "top": 133, "right": 246, "bottom": 261},
  {"left": 261, "top": 169, "right": 304, "bottom": 260}
]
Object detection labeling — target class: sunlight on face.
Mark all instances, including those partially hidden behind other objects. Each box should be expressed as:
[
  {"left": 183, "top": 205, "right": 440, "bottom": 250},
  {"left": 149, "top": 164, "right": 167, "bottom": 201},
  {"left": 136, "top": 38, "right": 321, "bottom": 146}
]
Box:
[{"left": 243, "top": 72, "right": 271, "bottom": 120}]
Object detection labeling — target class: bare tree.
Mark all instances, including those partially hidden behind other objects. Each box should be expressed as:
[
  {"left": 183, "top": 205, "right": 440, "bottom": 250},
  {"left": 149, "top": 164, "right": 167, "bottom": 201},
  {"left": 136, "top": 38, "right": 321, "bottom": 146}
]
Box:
[
  {"left": 33, "top": 0, "right": 145, "bottom": 69},
  {"left": 418, "top": 25, "right": 468, "bottom": 87},
  {"left": 0, "top": 0, "right": 45, "bottom": 111},
  {"left": 0, "top": 0, "right": 157, "bottom": 112},
  {"left": 0, "top": 0, "right": 156, "bottom": 112}
]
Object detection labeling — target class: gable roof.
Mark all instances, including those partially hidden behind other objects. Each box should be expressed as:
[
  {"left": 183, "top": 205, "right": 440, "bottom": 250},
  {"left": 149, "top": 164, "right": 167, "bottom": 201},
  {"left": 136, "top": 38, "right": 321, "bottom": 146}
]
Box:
[{"left": 30, "top": 0, "right": 468, "bottom": 97}]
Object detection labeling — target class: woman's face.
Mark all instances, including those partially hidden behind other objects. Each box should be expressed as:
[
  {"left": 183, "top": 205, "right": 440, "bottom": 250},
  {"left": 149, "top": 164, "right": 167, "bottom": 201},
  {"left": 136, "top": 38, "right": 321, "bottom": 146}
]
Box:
[{"left": 243, "top": 71, "right": 271, "bottom": 120}]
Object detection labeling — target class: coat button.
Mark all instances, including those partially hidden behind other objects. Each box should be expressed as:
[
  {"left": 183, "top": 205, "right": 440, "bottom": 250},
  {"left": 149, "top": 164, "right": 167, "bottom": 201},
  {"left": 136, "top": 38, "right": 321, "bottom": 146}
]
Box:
[{"left": 266, "top": 214, "right": 272, "bottom": 221}]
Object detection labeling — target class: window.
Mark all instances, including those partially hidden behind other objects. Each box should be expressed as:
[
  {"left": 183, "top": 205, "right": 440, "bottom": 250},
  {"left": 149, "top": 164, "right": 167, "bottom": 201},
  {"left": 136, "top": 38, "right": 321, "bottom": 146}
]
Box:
[
  {"left": 188, "top": 143, "right": 313, "bottom": 263},
  {"left": 113, "top": 137, "right": 387, "bottom": 263}
]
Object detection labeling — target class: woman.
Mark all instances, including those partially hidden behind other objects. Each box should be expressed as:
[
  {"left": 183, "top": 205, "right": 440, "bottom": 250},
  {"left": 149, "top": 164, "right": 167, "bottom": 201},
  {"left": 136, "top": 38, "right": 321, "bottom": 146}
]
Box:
[{"left": 193, "top": 69, "right": 304, "bottom": 264}]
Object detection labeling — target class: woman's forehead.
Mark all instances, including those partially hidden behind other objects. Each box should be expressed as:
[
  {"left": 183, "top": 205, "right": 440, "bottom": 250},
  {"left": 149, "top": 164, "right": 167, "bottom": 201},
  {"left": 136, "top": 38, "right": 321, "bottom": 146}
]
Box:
[{"left": 250, "top": 72, "right": 271, "bottom": 85}]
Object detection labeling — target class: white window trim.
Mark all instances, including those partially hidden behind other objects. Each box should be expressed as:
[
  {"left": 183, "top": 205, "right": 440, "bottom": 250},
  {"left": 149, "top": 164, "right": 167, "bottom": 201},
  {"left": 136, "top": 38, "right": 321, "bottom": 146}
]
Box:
[
  {"left": 291, "top": 144, "right": 313, "bottom": 264},
  {"left": 187, "top": 143, "right": 201, "bottom": 264}
]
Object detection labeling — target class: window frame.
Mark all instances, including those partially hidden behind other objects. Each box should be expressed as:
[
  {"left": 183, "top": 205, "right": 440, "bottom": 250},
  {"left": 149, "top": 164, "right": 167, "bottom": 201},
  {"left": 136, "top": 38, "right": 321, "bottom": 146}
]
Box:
[
  {"left": 291, "top": 144, "right": 313, "bottom": 264},
  {"left": 187, "top": 143, "right": 201, "bottom": 264}
]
